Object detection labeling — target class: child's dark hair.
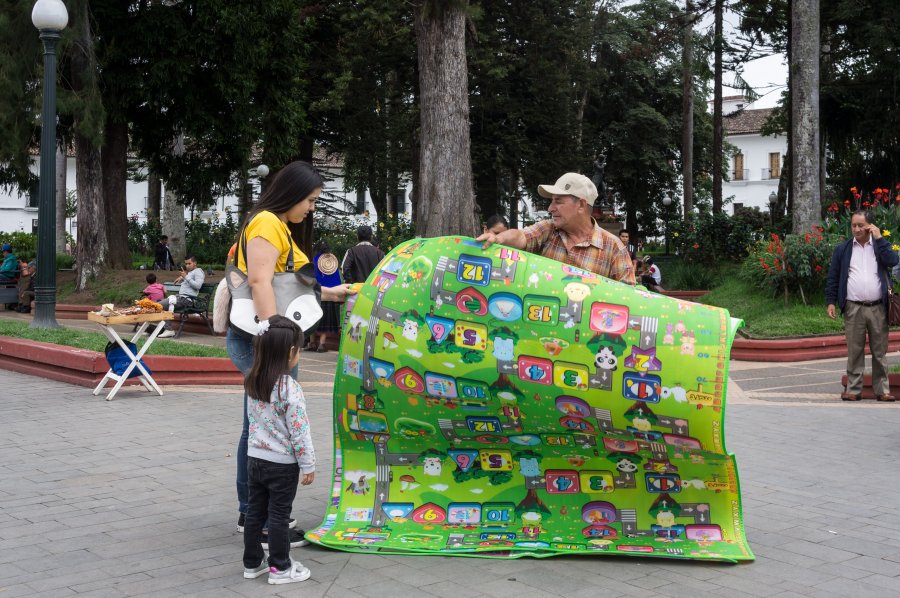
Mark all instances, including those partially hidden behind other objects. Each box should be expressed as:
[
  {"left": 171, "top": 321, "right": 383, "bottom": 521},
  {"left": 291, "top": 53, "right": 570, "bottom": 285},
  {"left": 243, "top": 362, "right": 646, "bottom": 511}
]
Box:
[
  {"left": 146, "top": 273, "right": 157, "bottom": 284},
  {"left": 244, "top": 315, "right": 304, "bottom": 403}
]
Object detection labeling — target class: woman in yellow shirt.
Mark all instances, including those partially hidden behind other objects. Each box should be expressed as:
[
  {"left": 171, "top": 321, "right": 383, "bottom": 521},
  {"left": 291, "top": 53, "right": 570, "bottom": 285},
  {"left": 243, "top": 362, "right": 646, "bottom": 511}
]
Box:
[{"left": 228, "top": 160, "right": 355, "bottom": 542}]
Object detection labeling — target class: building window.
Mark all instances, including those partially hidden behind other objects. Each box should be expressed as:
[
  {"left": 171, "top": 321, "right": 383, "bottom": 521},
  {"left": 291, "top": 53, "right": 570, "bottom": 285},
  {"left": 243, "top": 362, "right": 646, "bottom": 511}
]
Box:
[
  {"left": 769, "top": 152, "right": 781, "bottom": 179},
  {"left": 355, "top": 189, "right": 365, "bottom": 214},
  {"left": 27, "top": 179, "right": 39, "bottom": 208},
  {"left": 733, "top": 153, "right": 745, "bottom": 181}
]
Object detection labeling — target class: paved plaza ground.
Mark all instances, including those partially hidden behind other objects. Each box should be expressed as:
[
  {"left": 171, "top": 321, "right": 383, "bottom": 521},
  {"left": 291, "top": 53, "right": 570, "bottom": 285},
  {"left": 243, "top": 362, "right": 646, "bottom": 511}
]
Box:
[{"left": 2, "top": 343, "right": 900, "bottom": 597}]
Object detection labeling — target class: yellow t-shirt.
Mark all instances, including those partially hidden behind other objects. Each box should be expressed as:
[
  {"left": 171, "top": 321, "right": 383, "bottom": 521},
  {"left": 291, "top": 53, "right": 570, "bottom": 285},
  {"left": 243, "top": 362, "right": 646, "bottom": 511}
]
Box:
[{"left": 235, "top": 210, "right": 310, "bottom": 273}]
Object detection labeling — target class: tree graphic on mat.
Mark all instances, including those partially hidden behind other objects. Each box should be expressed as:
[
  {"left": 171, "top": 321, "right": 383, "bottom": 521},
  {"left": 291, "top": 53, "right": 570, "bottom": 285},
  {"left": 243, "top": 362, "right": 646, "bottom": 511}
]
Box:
[{"left": 515, "top": 488, "right": 551, "bottom": 517}]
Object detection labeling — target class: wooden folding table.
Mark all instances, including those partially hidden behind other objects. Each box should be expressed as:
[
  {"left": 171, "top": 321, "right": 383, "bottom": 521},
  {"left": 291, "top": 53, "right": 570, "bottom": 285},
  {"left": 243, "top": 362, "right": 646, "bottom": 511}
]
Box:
[{"left": 87, "top": 311, "right": 175, "bottom": 401}]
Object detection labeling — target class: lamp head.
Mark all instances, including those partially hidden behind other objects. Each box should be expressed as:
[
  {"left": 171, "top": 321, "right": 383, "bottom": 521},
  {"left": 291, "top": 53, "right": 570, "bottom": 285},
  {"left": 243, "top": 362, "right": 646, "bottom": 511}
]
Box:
[
  {"left": 32, "top": 0, "right": 68, "bottom": 31},
  {"left": 256, "top": 164, "right": 269, "bottom": 178},
  {"left": 663, "top": 194, "right": 672, "bottom": 207},
  {"left": 768, "top": 191, "right": 777, "bottom": 206}
]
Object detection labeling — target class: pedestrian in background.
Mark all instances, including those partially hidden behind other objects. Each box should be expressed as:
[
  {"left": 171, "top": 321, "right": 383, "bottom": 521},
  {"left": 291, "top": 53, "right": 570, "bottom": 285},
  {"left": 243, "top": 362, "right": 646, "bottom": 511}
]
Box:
[
  {"left": 826, "top": 209, "right": 898, "bottom": 402},
  {"left": 307, "top": 241, "right": 341, "bottom": 352},
  {"left": 341, "top": 225, "right": 385, "bottom": 284}
]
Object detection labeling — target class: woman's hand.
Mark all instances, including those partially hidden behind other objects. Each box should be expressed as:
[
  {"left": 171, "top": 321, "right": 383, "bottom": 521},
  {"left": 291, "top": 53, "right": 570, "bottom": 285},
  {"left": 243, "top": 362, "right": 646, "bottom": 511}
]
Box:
[
  {"left": 301, "top": 472, "right": 315, "bottom": 485},
  {"left": 322, "top": 283, "right": 357, "bottom": 303}
]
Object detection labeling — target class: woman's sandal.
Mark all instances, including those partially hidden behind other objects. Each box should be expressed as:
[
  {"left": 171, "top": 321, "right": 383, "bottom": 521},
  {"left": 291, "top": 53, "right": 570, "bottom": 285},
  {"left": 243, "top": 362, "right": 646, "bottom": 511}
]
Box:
[
  {"left": 304, "top": 344, "right": 319, "bottom": 352},
  {"left": 317, "top": 345, "right": 327, "bottom": 353}
]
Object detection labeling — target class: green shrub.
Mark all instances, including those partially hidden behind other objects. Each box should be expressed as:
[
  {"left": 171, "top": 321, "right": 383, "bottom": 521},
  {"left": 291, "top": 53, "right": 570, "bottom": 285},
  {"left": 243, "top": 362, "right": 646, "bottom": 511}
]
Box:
[
  {"left": 313, "top": 213, "right": 416, "bottom": 265},
  {"left": 185, "top": 210, "right": 240, "bottom": 264},
  {"left": 740, "top": 227, "right": 840, "bottom": 305},
  {"left": 0, "top": 231, "right": 37, "bottom": 260},
  {"left": 127, "top": 217, "right": 162, "bottom": 255},
  {"left": 671, "top": 211, "right": 765, "bottom": 266},
  {"left": 663, "top": 261, "right": 721, "bottom": 290},
  {"left": 56, "top": 253, "right": 74, "bottom": 269}
]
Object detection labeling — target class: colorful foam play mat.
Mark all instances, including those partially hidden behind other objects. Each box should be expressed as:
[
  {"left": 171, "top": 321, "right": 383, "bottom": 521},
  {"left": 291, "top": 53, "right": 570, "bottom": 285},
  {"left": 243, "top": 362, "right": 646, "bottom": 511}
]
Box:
[{"left": 307, "top": 236, "right": 753, "bottom": 562}]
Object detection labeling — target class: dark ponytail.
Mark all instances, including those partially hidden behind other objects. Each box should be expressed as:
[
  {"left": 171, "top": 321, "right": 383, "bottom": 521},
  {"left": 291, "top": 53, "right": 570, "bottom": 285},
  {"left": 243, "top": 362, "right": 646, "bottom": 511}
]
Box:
[{"left": 244, "top": 315, "right": 304, "bottom": 403}]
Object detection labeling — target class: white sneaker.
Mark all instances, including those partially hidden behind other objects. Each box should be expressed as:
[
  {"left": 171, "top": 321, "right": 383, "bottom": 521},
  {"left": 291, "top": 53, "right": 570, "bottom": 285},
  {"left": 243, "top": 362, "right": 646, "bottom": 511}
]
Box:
[
  {"left": 268, "top": 560, "right": 311, "bottom": 585},
  {"left": 158, "top": 329, "right": 176, "bottom": 338},
  {"left": 243, "top": 559, "right": 268, "bottom": 579}
]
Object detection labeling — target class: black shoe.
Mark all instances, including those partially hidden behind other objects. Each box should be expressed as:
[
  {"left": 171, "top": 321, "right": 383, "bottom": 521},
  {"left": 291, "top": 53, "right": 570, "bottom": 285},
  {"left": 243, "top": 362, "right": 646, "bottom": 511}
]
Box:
[
  {"left": 239, "top": 514, "right": 296, "bottom": 534},
  {"left": 16, "top": 305, "right": 30, "bottom": 313},
  {"left": 261, "top": 528, "right": 308, "bottom": 549}
]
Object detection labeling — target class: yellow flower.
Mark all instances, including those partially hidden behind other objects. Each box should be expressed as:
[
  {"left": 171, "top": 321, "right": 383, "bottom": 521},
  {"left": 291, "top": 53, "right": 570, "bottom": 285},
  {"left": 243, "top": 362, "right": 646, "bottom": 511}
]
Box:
[
  {"left": 883, "top": 229, "right": 891, "bottom": 237},
  {"left": 379, "top": 222, "right": 384, "bottom": 229},
  {"left": 673, "top": 232, "right": 679, "bottom": 238},
  {"left": 893, "top": 244, "right": 899, "bottom": 251}
]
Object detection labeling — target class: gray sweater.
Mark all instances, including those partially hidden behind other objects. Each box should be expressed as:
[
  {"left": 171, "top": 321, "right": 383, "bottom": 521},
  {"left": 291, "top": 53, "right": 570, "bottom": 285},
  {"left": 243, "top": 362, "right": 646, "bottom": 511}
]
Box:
[
  {"left": 177, "top": 268, "right": 205, "bottom": 298},
  {"left": 247, "top": 375, "right": 316, "bottom": 474}
]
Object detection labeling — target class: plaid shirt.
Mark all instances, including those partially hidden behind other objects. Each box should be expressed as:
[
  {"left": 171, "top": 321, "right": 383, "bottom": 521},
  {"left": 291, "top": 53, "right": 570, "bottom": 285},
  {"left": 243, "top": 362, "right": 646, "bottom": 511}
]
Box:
[{"left": 523, "top": 219, "right": 635, "bottom": 284}]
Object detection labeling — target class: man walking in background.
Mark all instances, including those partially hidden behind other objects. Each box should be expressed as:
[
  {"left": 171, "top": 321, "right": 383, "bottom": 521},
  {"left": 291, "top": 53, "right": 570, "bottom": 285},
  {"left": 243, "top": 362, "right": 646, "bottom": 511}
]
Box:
[
  {"left": 342, "top": 225, "right": 385, "bottom": 284},
  {"left": 154, "top": 235, "right": 175, "bottom": 271},
  {"left": 826, "top": 210, "right": 898, "bottom": 402}
]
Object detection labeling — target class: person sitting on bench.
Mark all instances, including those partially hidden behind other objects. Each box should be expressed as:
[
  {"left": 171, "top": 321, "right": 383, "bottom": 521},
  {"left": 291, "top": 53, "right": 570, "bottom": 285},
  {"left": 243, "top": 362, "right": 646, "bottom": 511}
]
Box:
[
  {"left": 16, "top": 260, "right": 35, "bottom": 313},
  {"left": 0, "top": 244, "right": 17, "bottom": 282},
  {"left": 158, "top": 255, "right": 205, "bottom": 338}
]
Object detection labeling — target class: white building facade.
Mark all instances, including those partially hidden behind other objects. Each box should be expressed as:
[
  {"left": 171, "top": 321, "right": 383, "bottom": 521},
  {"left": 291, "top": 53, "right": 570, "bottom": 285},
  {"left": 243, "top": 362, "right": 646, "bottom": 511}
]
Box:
[{"left": 720, "top": 96, "right": 787, "bottom": 214}]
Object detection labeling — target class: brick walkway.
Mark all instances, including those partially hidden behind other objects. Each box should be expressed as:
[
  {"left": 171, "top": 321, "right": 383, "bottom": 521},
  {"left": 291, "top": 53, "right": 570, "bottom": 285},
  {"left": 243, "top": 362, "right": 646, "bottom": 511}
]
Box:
[{"left": 1, "top": 351, "right": 900, "bottom": 597}]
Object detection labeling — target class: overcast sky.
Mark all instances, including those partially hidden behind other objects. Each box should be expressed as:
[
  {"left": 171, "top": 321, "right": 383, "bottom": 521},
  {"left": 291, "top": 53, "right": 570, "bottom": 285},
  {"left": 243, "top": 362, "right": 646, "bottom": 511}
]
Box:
[{"left": 717, "top": 7, "right": 788, "bottom": 109}]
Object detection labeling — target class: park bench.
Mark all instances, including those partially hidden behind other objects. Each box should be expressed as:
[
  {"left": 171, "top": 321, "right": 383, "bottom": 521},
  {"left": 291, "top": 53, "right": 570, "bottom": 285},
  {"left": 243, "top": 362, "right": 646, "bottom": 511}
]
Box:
[
  {"left": 163, "top": 282, "right": 216, "bottom": 338},
  {"left": 1, "top": 270, "right": 21, "bottom": 309}
]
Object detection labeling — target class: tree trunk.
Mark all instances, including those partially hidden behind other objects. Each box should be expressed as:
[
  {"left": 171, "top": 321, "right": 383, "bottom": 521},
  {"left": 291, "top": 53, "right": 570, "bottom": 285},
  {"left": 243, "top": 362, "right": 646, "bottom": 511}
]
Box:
[
  {"left": 147, "top": 170, "right": 161, "bottom": 227},
  {"left": 508, "top": 166, "right": 519, "bottom": 229},
  {"left": 71, "top": 1, "right": 107, "bottom": 291},
  {"left": 681, "top": 0, "right": 694, "bottom": 215},
  {"left": 294, "top": 139, "right": 315, "bottom": 258},
  {"left": 790, "top": 0, "right": 821, "bottom": 233},
  {"left": 410, "top": 121, "right": 420, "bottom": 225},
  {"left": 103, "top": 120, "right": 130, "bottom": 269},
  {"left": 711, "top": 0, "right": 723, "bottom": 214},
  {"left": 237, "top": 172, "right": 252, "bottom": 222},
  {"left": 161, "top": 186, "right": 185, "bottom": 265},
  {"left": 55, "top": 145, "right": 66, "bottom": 253},
  {"left": 74, "top": 134, "right": 107, "bottom": 290},
  {"left": 368, "top": 164, "right": 388, "bottom": 221},
  {"left": 414, "top": 0, "right": 478, "bottom": 238}
]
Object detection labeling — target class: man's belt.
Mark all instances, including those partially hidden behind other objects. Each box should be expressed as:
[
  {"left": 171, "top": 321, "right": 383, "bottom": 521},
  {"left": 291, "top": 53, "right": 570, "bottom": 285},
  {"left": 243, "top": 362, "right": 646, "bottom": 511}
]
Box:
[{"left": 848, "top": 299, "right": 881, "bottom": 307}]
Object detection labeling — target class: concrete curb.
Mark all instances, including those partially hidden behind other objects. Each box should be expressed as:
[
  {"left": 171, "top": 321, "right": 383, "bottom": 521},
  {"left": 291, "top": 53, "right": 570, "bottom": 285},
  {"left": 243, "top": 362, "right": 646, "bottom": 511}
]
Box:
[
  {"left": 731, "top": 331, "right": 900, "bottom": 361},
  {"left": 0, "top": 336, "right": 242, "bottom": 387}
]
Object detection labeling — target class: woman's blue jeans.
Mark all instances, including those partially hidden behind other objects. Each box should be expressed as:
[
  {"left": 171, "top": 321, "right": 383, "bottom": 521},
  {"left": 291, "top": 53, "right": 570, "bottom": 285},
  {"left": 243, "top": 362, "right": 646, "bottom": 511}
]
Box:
[{"left": 227, "top": 327, "right": 299, "bottom": 515}]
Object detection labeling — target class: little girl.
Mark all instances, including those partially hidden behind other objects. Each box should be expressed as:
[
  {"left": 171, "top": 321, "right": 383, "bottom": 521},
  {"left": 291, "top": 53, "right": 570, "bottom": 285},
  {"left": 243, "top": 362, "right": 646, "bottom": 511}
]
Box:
[
  {"left": 241, "top": 315, "right": 316, "bottom": 585},
  {"left": 141, "top": 273, "right": 165, "bottom": 302}
]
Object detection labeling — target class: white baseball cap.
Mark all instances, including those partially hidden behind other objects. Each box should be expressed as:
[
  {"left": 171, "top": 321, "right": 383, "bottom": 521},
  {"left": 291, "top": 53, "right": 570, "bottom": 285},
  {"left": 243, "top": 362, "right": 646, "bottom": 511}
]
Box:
[{"left": 537, "top": 172, "right": 598, "bottom": 205}]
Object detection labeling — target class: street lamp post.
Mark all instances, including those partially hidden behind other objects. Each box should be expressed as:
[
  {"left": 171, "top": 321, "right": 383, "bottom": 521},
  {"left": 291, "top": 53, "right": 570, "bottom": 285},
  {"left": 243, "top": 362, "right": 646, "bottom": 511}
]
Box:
[
  {"left": 662, "top": 193, "right": 673, "bottom": 256},
  {"left": 31, "top": 0, "right": 68, "bottom": 329},
  {"left": 768, "top": 191, "right": 778, "bottom": 226}
]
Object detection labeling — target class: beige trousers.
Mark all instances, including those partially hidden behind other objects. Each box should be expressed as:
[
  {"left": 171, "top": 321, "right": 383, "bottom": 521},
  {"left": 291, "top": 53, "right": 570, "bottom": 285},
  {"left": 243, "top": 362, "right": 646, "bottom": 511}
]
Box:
[{"left": 844, "top": 301, "right": 890, "bottom": 395}]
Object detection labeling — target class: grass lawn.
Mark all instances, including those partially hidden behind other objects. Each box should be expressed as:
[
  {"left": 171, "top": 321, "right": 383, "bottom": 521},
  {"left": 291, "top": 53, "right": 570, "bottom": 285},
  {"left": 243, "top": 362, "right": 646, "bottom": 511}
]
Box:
[
  {"left": 700, "top": 276, "right": 844, "bottom": 338},
  {"left": 0, "top": 320, "right": 228, "bottom": 358}
]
